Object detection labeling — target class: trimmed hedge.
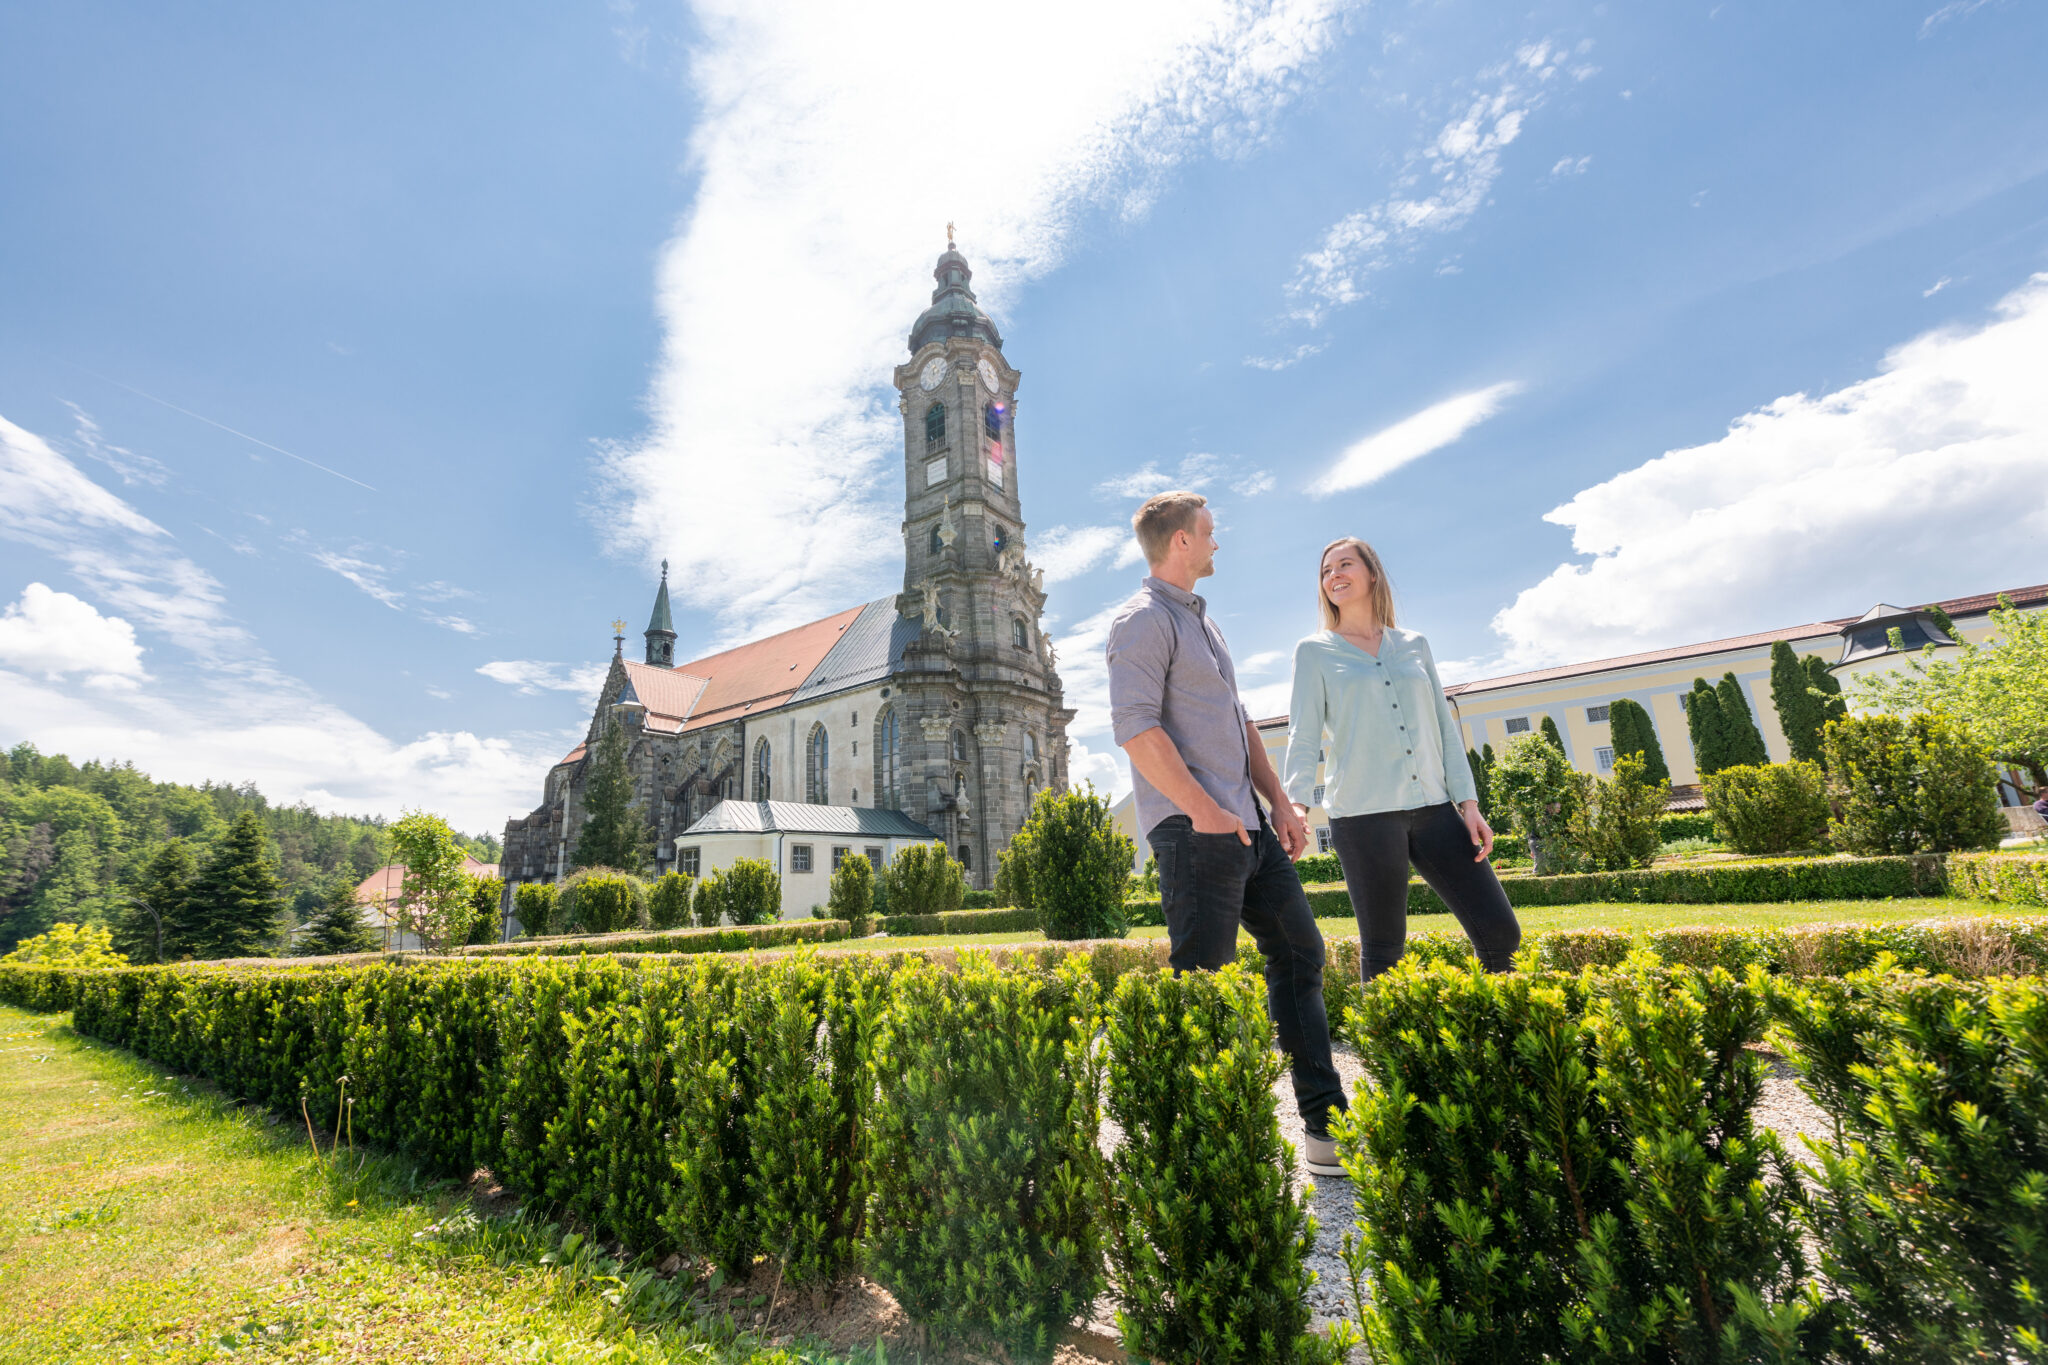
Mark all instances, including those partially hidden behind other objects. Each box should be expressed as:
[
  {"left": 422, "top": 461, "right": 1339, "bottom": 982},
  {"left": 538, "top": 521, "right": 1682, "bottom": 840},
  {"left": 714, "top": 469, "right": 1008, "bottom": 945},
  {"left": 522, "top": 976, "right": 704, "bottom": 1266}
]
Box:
[
  {"left": 1949, "top": 851, "right": 2048, "bottom": 907},
  {"left": 880, "top": 906, "right": 1042, "bottom": 937},
  {"left": 1658, "top": 812, "right": 1718, "bottom": 843},
  {"left": 460, "top": 920, "right": 849, "bottom": 957}
]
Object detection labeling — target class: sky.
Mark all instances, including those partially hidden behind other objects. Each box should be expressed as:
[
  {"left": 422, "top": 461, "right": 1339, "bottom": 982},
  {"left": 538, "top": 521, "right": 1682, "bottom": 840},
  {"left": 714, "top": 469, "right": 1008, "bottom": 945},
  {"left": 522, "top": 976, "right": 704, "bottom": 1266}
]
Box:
[{"left": 2, "top": 0, "right": 2045, "bottom": 833}]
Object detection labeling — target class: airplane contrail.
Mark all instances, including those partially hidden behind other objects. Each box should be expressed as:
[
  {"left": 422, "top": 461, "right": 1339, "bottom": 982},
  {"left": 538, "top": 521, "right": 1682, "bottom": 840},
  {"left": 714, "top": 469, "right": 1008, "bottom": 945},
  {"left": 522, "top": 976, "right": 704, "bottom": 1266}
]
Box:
[{"left": 75, "top": 366, "right": 379, "bottom": 493}]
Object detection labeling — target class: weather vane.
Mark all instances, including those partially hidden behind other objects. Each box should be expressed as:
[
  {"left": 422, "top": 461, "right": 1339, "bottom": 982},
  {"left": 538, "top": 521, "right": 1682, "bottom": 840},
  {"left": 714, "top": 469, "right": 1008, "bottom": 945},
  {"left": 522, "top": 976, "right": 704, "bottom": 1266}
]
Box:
[{"left": 611, "top": 618, "right": 627, "bottom": 638}]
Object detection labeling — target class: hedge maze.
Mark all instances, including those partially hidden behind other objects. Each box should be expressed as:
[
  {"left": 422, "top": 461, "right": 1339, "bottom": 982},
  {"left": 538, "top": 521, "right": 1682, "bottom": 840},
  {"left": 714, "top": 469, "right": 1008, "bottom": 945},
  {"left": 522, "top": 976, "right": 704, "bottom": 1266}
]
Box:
[{"left": 3, "top": 920, "right": 2045, "bottom": 1363}]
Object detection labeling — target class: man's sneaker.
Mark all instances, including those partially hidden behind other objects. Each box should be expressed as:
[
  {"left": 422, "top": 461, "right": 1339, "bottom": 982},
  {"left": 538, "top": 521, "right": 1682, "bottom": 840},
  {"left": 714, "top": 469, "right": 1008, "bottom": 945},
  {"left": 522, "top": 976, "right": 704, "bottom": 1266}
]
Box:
[{"left": 1302, "top": 1132, "right": 1347, "bottom": 1179}]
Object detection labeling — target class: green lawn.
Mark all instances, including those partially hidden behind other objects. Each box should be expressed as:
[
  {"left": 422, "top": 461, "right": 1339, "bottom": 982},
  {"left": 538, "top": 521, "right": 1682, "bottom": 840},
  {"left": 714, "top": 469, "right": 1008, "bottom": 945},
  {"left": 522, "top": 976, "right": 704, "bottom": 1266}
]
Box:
[
  {"left": 0, "top": 1007, "right": 845, "bottom": 1365},
  {"left": 854, "top": 896, "right": 2022, "bottom": 953}
]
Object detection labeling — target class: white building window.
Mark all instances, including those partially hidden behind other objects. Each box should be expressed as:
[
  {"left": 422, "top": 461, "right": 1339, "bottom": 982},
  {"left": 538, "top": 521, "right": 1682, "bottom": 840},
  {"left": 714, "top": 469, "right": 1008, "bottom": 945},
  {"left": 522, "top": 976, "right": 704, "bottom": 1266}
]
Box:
[
  {"left": 831, "top": 845, "right": 849, "bottom": 870},
  {"left": 1315, "top": 827, "right": 1332, "bottom": 854},
  {"left": 1505, "top": 717, "right": 1531, "bottom": 735},
  {"left": 1586, "top": 705, "right": 1610, "bottom": 723},
  {"left": 791, "top": 844, "right": 813, "bottom": 873},
  {"left": 864, "top": 845, "right": 884, "bottom": 867},
  {"left": 1313, "top": 784, "right": 1326, "bottom": 804},
  {"left": 1595, "top": 746, "right": 1615, "bottom": 773},
  {"left": 678, "top": 847, "right": 700, "bottom": 877}
]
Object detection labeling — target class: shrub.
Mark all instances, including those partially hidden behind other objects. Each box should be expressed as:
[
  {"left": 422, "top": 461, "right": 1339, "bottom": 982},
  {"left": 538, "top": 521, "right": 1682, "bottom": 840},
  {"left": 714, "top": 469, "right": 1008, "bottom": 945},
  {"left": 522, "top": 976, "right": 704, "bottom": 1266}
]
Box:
[
  {"left": 1540, "top": 714, "right": 1567, "bottom": 754},
  {"left": 1467, "top": 747, "right": 1494, "bottom": 820},
  {"left": 1020, "top": 785, "right": 1133, "bottom": 941},
  {"left": 301, "top": 879, "right": 380, "bottom": 956},
  {"left": 570, "top": 873, "right": 638, "bottom": 935},
  {"left": 693, "top": 868, "right": 726, "bottom": 927},
  {"left": 1687, "top": 677, "right": 1731, "bottom": 778},
  {"left": 1716, "top": 671, "right": 1771, "bottom": 768},
  {"left": 1104, "top": 964, "right": 1335, "bottom": 1365},
  {"left": 458, "top": 921, "right": 847, "bottom": 957},
  {"left": 720, "top": 858, "right": 781, "bottom": 926},
  {"left": 880, "top": 906, "right": 1041, "bottom": 937},
  {"left": 1, "top": 921, "right": 125, "bottom": 967},
  {"left": 1658, "top": 813, "right": 1717, "bottom": 843},
  {"left": 1491, "top": 734, "right": 1584, "bottom": 874},
  {"left": 1608, "top": 697, "right": 1672, "bottom": 784},
  {"left": 826, "top": 852, "right": 874, "bottom": 936},
  {"left": 1338, "top": 962, "right": 1808, "bottom": 1362},
  {"left": 1824, "top": 713, "right": 2005, "bottom": 854},
  {"left": 646, "top": 871, "right": 694, "bottom": 929},
  {"left": 464, "top": 874, "right": 506, "bottom": 944},
  {"left": 863, "top": 956, "right": 1102, "bottom": 1359},
  {"left": 1562, "top": 753, "right": 1669, "bottom": 871},
  {"left": 1948, "top": 851, "right": 2048, "bottom": 907},
  {"left": 1770, "top": 971, "right": 2048, "bottom": 1359},
  {"left": 1292, "top": 852, "right": 1342, "bottom": 884},
  {"left": 993, "top": 828, "right": 1035, "bottom": 909},
  {"left": 1704, "top": 760, "right": 1831, "bottom": 855},
  {"left": 877, "top": 842, "right": 965, "bottom": 918},
  {"left": 512, "top": 881, "right": 559, "bottom": 937}
]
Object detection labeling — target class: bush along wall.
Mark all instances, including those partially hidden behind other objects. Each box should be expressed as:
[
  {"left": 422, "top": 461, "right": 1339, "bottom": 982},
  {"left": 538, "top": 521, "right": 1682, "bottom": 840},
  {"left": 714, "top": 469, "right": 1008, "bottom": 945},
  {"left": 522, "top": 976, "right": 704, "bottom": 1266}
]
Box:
[
  {"left": 878, "top": 905, "right": 1042, "bottom": 937},
  {"left": 458, "top": 920, "right": 848, "bottom": 957}
]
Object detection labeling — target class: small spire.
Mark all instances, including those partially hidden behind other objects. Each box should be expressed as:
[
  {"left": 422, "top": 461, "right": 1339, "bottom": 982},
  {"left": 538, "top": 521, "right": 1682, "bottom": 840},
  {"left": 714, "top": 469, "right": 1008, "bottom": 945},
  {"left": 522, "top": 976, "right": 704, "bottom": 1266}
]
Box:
[{"left": 611, "top": 618, "right": 627, "bottom": 657}]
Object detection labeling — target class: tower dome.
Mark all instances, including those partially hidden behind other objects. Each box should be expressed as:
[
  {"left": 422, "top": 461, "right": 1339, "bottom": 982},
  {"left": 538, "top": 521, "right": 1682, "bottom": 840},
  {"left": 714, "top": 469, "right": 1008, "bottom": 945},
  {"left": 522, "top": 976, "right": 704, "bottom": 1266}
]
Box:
[{"left": 909, "top": 239, "right": 1003, "bottom": 353}]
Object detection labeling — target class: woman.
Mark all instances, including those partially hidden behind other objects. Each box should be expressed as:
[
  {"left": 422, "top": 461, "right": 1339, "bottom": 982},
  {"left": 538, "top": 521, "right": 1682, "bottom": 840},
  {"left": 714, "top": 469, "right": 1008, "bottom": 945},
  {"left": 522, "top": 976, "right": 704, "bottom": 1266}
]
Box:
[{"left": 1283, "top": 537, "right": 1521, "bottom": 980}]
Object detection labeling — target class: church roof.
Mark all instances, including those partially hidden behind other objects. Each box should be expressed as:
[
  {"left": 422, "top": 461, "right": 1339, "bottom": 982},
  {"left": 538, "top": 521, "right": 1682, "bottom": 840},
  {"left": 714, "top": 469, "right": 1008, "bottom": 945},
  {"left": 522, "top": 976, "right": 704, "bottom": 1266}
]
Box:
[
  {"left": 788, "top": 598, "right": 920, "bottom": 704},
  {"left": 668, "top": 603, "right": 873, "bottom": 732},
  {"left": 620, "top": 662, "right": 711, "bottom": 734},
  {"left": 680, "top": 799, "right": 940, "bottom": 839}
]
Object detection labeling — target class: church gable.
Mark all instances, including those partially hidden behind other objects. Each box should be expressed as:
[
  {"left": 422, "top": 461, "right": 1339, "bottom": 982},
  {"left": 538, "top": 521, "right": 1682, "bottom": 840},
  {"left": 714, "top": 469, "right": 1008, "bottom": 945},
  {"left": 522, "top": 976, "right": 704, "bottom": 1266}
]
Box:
[{"left": 667, "top": 603, "right": 869, "bottom": 732}]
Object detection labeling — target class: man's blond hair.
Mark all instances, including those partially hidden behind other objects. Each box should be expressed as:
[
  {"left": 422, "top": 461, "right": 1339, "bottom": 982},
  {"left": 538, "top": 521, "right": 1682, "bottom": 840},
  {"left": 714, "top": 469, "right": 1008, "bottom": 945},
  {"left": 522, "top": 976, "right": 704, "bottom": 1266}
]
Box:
[{"left": 1133, "top": 491, "right": 1209, "bottom": 565}]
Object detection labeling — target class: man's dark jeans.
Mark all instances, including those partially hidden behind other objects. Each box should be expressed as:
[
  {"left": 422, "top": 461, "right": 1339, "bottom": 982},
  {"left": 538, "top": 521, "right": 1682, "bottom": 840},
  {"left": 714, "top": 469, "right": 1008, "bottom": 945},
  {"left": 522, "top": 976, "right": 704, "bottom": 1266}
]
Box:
[{"left": 1147, "top": 813, "right": 1347, "bottom": 1137}]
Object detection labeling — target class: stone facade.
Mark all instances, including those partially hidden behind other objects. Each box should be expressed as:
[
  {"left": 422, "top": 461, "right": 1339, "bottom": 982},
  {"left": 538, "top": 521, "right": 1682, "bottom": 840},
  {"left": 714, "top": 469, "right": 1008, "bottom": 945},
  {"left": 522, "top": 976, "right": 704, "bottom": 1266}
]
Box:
[{"left": 502, "top": 242, "right": 1072, "bottom": 890}]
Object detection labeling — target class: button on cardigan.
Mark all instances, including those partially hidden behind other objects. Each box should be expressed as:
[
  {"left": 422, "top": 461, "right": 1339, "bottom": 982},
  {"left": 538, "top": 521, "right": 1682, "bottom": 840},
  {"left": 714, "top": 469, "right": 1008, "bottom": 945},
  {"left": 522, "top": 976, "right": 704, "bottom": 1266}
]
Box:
[{"left": 1281, "top": 627, "right": 1477, "bottom": 818}]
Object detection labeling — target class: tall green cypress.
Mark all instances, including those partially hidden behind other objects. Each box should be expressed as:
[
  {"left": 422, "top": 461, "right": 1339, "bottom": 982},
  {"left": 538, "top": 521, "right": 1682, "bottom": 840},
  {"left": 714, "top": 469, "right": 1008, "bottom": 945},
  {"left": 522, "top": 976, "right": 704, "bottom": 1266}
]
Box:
[
  {"left": 1466, "top": 748, "right": 1493, "bottom": 820},
  {"left": 574, "top": 715, "right": 650, "bottom": 872},
  {"left": 1716, "top": 671, "right": 1771, "bottom": 767},
  {"left": 186, "top": 811, "right": 285, "bottom": 959},
  {"left": 1607, "top": 698, "right": 1671, "bottom": 784},
  {"left": 1769, "top": 642, "right": 1824, "bottom": 765},
  {"left": 1539, "top": 714, "right": 1567, "bottom": 755},
  {"left": 1803, "top": 655, "right": 1848, "bottom": 737},
  {"left": 1686, "top": 678, "right": 1729, "bottom": 778}
]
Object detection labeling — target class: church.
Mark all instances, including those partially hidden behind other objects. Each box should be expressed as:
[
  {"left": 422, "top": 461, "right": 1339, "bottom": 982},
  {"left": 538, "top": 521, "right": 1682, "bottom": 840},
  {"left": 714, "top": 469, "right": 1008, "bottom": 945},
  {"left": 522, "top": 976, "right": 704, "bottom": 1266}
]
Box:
[{"left": 500, "top": 240, "right": 1073, "bottom": 908}]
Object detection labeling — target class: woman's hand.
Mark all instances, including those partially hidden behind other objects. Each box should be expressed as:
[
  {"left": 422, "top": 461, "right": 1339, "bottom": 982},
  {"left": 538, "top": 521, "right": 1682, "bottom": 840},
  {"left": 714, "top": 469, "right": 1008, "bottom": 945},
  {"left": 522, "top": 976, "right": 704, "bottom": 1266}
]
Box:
[{"left": 1459, "top": 800, "right": 1495, "bottom": 862}]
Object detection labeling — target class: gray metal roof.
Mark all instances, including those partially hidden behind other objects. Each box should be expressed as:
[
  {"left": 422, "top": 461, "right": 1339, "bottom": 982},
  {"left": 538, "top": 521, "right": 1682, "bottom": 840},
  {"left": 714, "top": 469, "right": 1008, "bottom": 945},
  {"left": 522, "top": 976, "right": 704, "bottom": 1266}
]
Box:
[
  {"left": 788, "top": 597, "right": 917, "bottom": 704},
  {"left": 679, "top": 799, "right": 939, "bottom": 839}
]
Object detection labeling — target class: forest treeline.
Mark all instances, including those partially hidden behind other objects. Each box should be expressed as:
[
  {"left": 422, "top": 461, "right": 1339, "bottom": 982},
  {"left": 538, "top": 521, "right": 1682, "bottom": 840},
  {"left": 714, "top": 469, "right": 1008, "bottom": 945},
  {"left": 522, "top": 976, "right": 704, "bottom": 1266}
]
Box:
[{"left": 0, "top": 742, "right": 500, "bottom": 953}]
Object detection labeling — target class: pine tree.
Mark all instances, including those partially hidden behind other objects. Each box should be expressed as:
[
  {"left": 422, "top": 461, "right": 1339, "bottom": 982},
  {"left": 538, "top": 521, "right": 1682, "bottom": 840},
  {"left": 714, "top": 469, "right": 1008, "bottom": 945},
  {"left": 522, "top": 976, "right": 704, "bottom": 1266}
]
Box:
[
  {"left": 300, "top": 875, "right": 378, "bottom": 956},
  {"left": 114, "top": 838, "right": 198, "bottom": 963},
  {"left": 1769, "top": 641, "right": 1826, "bottom": 765},
  {"left": 1607, "top": 698, "right": 1671, "bottom": 784},
  {"left": 574, "top": 716, "right": 649, "bottom": 872},
  {"left": 1687, "top": 678, "right": 1730, "bottom": 778},
  {"left": 1466, "top": 748, "right": 1494, "bottom": 820},
  {"left": 1803, "top": 654, "right": 1848, "bottom": 740},
  {"left": 1716, "top": 671, "right": 1770, "bottom": 767},
  {"left": 1539, "top": 714, "right": 1567, "bottom": 755},
  {"left": 186, "top": 811, "right": 285, "bottom": 959}
]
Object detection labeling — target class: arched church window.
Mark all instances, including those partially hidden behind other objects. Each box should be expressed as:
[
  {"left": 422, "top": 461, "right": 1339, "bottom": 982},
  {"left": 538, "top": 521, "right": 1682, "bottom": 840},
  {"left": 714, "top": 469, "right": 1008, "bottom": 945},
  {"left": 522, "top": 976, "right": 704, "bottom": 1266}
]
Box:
[
  {"left": 925, "top": 402, "right": 945, "bottom": 445},
  {"left": 1012, "top": 617, "right": 1028, "bottom": 649},
  {"left": 876, "top": 707, "right": 901, "bottom": 812},
  {"left": 984, "top": 402, "right": 1003, "bottom": 440},
  {"left": 951, "top": 730, "right": 967, "bottom": 763},
  {"left": 752, "top": 739, "right": 771, "bottom": 802},
  {"left": 806, "top": 724, "right": 830, "bottom": 805}
]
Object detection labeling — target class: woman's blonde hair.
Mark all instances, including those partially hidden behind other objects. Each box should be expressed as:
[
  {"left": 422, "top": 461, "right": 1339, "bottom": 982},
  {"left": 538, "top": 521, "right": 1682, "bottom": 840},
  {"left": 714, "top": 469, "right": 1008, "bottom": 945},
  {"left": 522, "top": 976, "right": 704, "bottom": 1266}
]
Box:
[{"left": 1317, "top": 537, "right": 1396, "bottom": 631}]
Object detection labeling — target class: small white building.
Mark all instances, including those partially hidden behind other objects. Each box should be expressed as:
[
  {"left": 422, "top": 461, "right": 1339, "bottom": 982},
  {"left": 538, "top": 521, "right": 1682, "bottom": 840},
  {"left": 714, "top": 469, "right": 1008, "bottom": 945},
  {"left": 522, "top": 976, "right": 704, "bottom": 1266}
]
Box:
[{"left": 675, "top": 800, "right": 944, "bottom": 920}]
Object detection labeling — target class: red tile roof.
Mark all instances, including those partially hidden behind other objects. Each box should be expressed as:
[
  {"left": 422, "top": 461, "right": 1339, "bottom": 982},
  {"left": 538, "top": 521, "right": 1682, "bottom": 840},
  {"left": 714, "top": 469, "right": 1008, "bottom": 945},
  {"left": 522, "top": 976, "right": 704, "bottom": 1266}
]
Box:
[
  {"left": 669, "top": 605, "right": 867, "bottom": 733},
  {"left": 354, "top": 857, "right": 499, "bottom": 911},
  {"left": 622, "top": 662, "right": 710, "bottom": 734}
]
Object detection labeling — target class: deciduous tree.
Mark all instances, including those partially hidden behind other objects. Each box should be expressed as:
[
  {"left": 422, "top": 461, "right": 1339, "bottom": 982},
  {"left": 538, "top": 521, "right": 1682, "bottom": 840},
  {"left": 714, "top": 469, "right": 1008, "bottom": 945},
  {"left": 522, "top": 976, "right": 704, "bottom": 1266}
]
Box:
[{"left": 386, "top": 810, "right": 481, "bottom": 952}]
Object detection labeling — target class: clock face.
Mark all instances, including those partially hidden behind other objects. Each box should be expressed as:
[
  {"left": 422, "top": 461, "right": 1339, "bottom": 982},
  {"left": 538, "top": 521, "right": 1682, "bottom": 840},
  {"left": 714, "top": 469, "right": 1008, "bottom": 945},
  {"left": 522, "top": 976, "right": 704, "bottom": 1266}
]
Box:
[
  {"left": 919, "top": 357, "right": 947, "bottom": 391},
  {"left": 977, "top": 358, "right": 1000, "bottom": 393}
]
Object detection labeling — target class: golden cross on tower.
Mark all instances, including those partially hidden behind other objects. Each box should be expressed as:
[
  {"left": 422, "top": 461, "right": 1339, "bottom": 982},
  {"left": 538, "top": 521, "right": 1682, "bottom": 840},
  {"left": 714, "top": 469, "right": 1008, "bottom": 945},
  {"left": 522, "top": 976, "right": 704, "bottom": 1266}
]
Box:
[
  {"left": 610, "top": 618, "right": 627, "bottom": 636},
  {"left": 946, "top": 220, "right": 955, "bottom": 246}
]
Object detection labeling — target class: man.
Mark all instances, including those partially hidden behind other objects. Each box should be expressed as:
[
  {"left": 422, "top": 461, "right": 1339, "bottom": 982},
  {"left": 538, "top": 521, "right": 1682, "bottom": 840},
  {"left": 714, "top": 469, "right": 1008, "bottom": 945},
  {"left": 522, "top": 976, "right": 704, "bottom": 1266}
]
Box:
[{"left": 1106, "top": 490, "right": 1347, "bottom": 1178}]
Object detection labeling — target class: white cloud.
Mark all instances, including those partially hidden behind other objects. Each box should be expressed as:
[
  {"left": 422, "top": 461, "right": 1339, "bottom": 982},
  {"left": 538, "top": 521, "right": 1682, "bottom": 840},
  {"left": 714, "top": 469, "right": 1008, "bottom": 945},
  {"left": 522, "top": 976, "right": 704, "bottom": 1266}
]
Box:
[
  {"left": 1288, "top": 38, "right": 1571, "bottom": 323},
  {"left": 0, "top": 583, "right": 146, "bottom": 684},
  {"left": 1310, "top": 381, "right": 1521, "bottom": 495},
  {"left": 1096, "top": 450, "right": 1273, "bottom": 500},
  {"left": 1481, "top": 273, "right": 2048, "bottom": 673},
  {"left": 64, "top": 401, "right": 169, "bottom": 488},
  {"left": 0, "top": 411, "right": 569, "bottom": 832},
  {"left": 1238, "top": 649, "right": 1286, "bottom": 674},
  {"left": 1921, "top": 0, "right": 1993, "bottom": 36},
  {"left": 1550, "top": 154, "right": 1592, "bottom": 178},
  {"left": 596, "top": 0, "right": 1352, "bottom": 641},
  {"left": 1924, "top": 276, "right": 1953, "bottom": 297},
  {"left": 1244, "top": 341, "right": 1327, "bottom": 370},
  {"left": 311, "top": 549, "right": 404, "bottom": 609},
  {"left": 1033, "top": 525, "right": 1134, "bottom": 585},
  {"left": 477, "top": 659, "right": 611, "bottom": 698},
  {"left": 427, "top": 614, "right": 481, "bottom": 636}
]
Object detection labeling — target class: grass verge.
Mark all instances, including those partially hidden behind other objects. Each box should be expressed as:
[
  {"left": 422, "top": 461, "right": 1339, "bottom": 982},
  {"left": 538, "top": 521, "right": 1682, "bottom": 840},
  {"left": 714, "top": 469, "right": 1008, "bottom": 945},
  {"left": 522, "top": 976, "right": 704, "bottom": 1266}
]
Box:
[{"left": 0, "top": 1006, "right": 864, "bottom": 1365}]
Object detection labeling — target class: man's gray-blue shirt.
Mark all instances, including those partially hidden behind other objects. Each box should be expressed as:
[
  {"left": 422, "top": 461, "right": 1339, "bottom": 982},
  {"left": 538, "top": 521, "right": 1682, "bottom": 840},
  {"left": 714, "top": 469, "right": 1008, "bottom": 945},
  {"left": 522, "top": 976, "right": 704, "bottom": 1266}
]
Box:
[{"left": 1106, "top": 576, "right": 1261, "bottom": 838}]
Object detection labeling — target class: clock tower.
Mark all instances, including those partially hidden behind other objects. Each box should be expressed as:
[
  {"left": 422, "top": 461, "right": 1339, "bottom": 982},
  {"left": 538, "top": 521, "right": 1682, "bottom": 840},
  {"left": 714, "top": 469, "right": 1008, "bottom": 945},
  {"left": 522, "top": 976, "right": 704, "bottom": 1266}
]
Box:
[{"left": 887, "top": 234, "right": 1071, "bottom": 884}]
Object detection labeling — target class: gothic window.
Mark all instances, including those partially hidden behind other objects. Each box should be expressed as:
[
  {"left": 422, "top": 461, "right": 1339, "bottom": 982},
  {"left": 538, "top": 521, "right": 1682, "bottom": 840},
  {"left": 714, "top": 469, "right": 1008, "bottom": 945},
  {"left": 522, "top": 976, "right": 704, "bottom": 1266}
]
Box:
[
  {"left": 806, "top": 723, "right": 830, "bottom": 804},
  {"left": 951, "top": 730, "right": 967, "bottom": 763},
  {"left": 1012, "top": 617, "right": 1028, "bottom": 649},
  {"left": 752, "top": 738, "right": 772, "bottom": 801},
  {"left": 875, "top": 707, "right": 901, "bottom": 811},
  {"left": 925, "top": 402, "right": 945, "bottom": 445}
]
